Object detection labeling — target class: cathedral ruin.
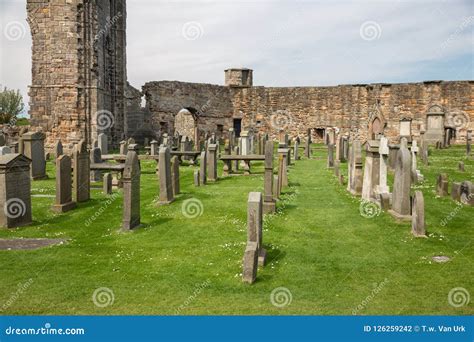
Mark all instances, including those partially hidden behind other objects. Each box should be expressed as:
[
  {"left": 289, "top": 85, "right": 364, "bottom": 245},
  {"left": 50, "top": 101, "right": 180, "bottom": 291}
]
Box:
[{"left": 26, "top": 1, "right": 473, "bottom": 150}]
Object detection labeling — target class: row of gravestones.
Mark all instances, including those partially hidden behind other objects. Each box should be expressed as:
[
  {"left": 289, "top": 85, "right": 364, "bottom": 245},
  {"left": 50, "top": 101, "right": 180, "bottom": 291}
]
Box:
[
  {"left": 436, "top": 174, "right": 474, "bottom": 206},
  {"left": 329, "top": 136, "right": 428, "bottom": 237}
]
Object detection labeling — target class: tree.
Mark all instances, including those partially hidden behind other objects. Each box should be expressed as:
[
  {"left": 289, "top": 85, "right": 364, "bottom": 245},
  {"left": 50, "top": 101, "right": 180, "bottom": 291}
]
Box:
[{"left": 0, "top": 87, "right": 24, "bottom": 125}]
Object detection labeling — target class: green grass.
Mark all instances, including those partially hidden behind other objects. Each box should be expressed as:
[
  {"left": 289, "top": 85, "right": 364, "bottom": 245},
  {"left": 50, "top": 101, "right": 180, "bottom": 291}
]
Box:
[{"left": 0, "top": 145, "right": 472, "bottom": 315}]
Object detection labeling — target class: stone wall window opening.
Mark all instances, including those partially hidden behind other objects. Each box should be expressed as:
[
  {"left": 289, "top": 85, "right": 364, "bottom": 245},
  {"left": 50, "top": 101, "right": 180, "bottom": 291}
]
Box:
[
  {"left": 233, "top": 118, "right": 242, "bottom": 138},
  {"left": 315, "top": 128, "right": 325, "bottom": 139}
]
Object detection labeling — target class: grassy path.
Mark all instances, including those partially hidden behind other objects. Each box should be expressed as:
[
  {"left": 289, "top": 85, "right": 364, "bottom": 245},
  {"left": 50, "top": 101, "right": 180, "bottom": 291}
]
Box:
[{"left": 0, "top": 146, "right": 472, "bottom": 315}]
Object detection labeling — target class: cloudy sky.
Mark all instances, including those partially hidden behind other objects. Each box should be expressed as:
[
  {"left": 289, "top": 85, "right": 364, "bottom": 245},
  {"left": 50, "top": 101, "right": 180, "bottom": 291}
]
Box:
[{"left": 0, "top": 0, "right": 472, "bottom": 114}]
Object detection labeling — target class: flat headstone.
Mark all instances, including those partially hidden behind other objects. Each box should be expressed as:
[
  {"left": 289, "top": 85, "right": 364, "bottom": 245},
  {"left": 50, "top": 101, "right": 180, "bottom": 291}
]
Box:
[{"left": 0, "top": 238, "right": 66, "bottom": 250}]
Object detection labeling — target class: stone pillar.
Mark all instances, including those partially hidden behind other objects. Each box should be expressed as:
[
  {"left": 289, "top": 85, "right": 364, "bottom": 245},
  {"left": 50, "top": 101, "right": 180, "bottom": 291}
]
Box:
[
  {"left": 73, "top": 140, "right": 90, "bottom": 203},
  {"left": 200, "top": 151, "right": 207, "bottom": 185},
  {"left": 171, "top": 156, "right": 180, "bottom": 197},
  {"left": 207, "top": 144, "right": 218, "bottom": 182},
  {"left": 361, "top": 140, "right": 380, "bottom": 201},
  {"left": 327, "top": 144, "right": 335, "bottom": 168},
  {"left": 52, "top": 155, "right": 76, "bottom": 213},
  {"left": 375, "top": 136, "right": 390, "bottom": 196},
  {"left": 348, "top": 140, "right": 363, "bottom": 196},
  {"left": 411, "top": 191, "right": 426, "bottom": 237},
  {"left": 158, "top": 147, "right": 174, "bottom": 205},
  {"left": 263, "top": 140, "right": 276, "bottom": 214},
  {"left": 90, "top": 147, "right": 102, "bottom": 182},
  {"left": 150, "top": 140, "right": 159, "bottom": 156},
  {"left": 122, "top": 150, "right": 141, "bottom": 231},
  {"left": 247, "top": 192, "right": 266, "bottom": 266},
  {"left": 98, "top": 133, "right": 108, "bottom": 155},
  {"left": 103, "top": 173, "right": 113, "bottom": 195},
  {"left": 0, "top": 154, "right": 32, "bottom": 228},
  {"left": 389, "top": 139, "right": 412, "bottom": 220},
  {"left": 54, "top": 140, "right": 63, "bottom": 158},
  {"left": 22, "top": 132, "right": 46, "bottom": 180}
]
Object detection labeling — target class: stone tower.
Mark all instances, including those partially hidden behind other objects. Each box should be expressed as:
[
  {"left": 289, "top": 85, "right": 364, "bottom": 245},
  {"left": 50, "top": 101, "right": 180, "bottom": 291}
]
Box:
[
  {"left": 225, "top": 68, "right": 253, "bottom": 87},
  {"left": 27, "top": 0, "right": 128, "bottom": 150}
]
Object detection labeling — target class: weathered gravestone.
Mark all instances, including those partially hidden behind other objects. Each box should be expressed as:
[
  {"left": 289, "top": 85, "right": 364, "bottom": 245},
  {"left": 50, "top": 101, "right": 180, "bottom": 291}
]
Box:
[
  {"left": 347, "top": 140, "right": 363, "bottom": 196},
  {"left": 451, "top": 182, "right": 461, "bottom": 202},
  {"left": 273, "top": 174, "right": 281, "bottom": 200},
  {"left": 242, "top": 241, "right": 258, "bottom": 284},
  {"left": 90, "top": 147, "right": 102, "bottom": 182},
  {"left": 0, "top": 146, "right": 11, "bottom": 156},
  {"left": 194, "top": 170, "right": 200, "bottom": 187},
  {"left": 150, "top": 140, "right": 159, "bottom": 156},
  {"left": 171, "top": 156, "right": 180, "bottom": 197},
  {"left": 362, "top": 140, "right": 380, "bottom": 201},
  {"left": 342, "top": 136, "right": 349, "bottom": 162},
  {"left": 436, "top": 174, "right": 449, "bottom": 197},
  {"left": 410, "top": 141, "right": 423, "bottom": 183},
  {"left": 54, "top": 140, "right": 63, "bottom": 158},
  {"left": 327, "top": 144, "right": 335, "bottom": 168},
  {"left": 388, "top": 140, "right": 412, "bottom": 221},
  {"left": 103, "top": 173, "right": 113, "bottom": 195},
  {"left": 97, "top": 133, "right": 108, "bottom": 155},
  {"left": 119, "top": 140, "right": 127, "bottom": 155},
  {"left": 232, "top": 146, "right": 239, "bottom": 171},
  {"left": 73, "top": 140, "right": 90, "bottom": 203},
  {"left": 122, "top": 150, "right": 141, "bottom": 231},
  {"left": 305, "top": 139, "right": 311, "bottom": 159},
  {"left": 458, "top": 162, "right": 465, "bottom": 172},
  {"left": 467, "top": 130, "right": 472, "bottom": 156},
  {"left": 22, "top": 132, "right": 47, "bottom": 180},
  {"left": 158, "top": 147, "right": 174, "bottom": 205},
  {"left": 207, "top": 144, "right": 218, "bottom": 182},
  {"left": 460, "top": 181, "right": 474, "bottom": 206},
  {"left": 52, "top": 155, "right": 76, "bottom": 213},
  {"left": 0, "top": 154, "right": 32, "bottom": 228},
  {"left": 411, "top": 191, "right": 426, "bottom": 237},
  {"left": 293, "top": 139, "right": 299, "bottom": 161},
  {"left": 278, "top": 146, "right": 289, "bottom": 187},
  {"left": 247, "top": 192, "right": 266, "bottom": 266},
  {"left": 263, "top": 140, "right": 276, "bottom": 214},
  {"left": 277, "top": 155, "right": 285, "bottom": 195},
  {"left": 0, "top": 133, "right": 5, "bottom": 146},
  {"left": 199, "top": 151, "right": 207, "bottom": 185},
  {"left": 375, "top": 136, "right": 390, "bottom": 196}
]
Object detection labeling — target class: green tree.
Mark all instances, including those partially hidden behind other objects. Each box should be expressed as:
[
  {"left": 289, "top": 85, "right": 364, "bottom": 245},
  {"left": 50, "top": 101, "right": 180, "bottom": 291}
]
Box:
[{"left": 0, "top": 87, "right": 24, "bottom": 124}]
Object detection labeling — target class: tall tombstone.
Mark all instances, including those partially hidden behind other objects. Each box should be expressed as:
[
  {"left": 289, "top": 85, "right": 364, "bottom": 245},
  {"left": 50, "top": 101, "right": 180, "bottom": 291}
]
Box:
[
  {"left": 293, "top": 139, "right": 299, "bottom": 161},
  {"left": 150, "top": 140, "right": 159, "bottom": 156},
  {"left": 103, "top": 173, "right": 113, "bottom": 195},
  {"left": 207, "top": 144, "right": 218, "bottom": 182},
  {"left": 411, "top": 191, "right": 426, "bottom": 237},
  {"left": 361, "top": 140, "right": 380, "bottom": 201},
  {"left": 171, "top": 156, "right": 180, "bottom": 197},
  {"left": 436, "top": 173, "right": 449, "bottom": 197},
  {"left": 348, "top": 140, "right": 363, "bottom": 196},
  {"left": 0, "top": 154, "right": 32, "bottom": 228},
  {"left": 54, "top": 140, "right": 63, "bottom": 158},
  {"left": 228, "top": 128, "right": 235, "bottom": 149},
  {"left": 388, "top": 144, "right": 400, "bottom": 170},
  {"left": 158, "top": 147, "right": 174, "bottom": 205},
  {"left": 90, "top": 147, "right": 102, "bottom": 182},
  {"left": 263, "top": 140, "right": 276, "bottom": 214},
  {"left": 277, "top": 155, "right": 285, "bottom": 195},
  {"left": 199, "top": 151, "right": 207, "bottom": 185},
  {"left": 278, "top": 146, "right": 289, "bottom": 187},
  {"left": 194, "top": 170, "right": 200, "bottom": 187},
  {"left": 327, "top": 144, "right": 335, "bottom": 168},
  {"left": 375, "top": 136, "right": 390, "bottom": 196},
  {"left": 21, "top": 132, "right": 47, "bottom": 180},
  {"left": 305, "top": 139, "right": 311, "bottom": 159},
  {"left": 335, "top": 134, "right": 342, "bottom": 162},
  {"left": 451, "top": 182, "right": 461, "bottom": 202},
  {"left": 247, "top": 192, "right": 266, "bottom": 266},
  {"left": 73, "top": 140, "right": 90, "bottom": 203},
  {"left": 122, "top": 150, "right": 141, "bottom": 231},
  {"left": 98, "top": 133, "right": 108, "bottom": 155},
  {"left": 52, "top": 155, "right": 76, "bottom": 213},
  {"left": 389, "top": 139, "right": 412, "bottom": 220},
  {"left": 410, "top": 140, "right": 423, "bottom": 183},
  {"left": 342, "top": 136, "right": 349, "bottom": 162}
]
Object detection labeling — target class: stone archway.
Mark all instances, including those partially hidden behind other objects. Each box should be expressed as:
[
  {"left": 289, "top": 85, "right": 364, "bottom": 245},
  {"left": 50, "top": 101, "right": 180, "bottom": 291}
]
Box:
[{"left": 368, "top": 104, "right": 385, "bottom": 140}]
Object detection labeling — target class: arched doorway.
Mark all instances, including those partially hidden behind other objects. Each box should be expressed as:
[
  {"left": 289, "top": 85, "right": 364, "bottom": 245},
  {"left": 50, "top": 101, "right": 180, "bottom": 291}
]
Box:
[{"left": 370, "top": 117, "right": 383, "bottom": 139}]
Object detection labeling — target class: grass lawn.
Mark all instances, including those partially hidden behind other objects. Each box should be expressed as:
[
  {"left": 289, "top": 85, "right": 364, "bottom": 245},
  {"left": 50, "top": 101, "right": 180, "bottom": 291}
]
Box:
[{"left": 0, "top": 144, "right": 472, "bottom": 315}]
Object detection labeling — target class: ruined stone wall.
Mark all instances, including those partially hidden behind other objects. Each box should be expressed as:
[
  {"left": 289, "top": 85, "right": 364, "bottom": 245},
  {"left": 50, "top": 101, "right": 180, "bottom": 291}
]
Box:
[
  {"left": 27, "top": 0, "right": 127, "bottom": 151},
  {"left": 143, "top": 79, "right": 473, "bottom": 144}
]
